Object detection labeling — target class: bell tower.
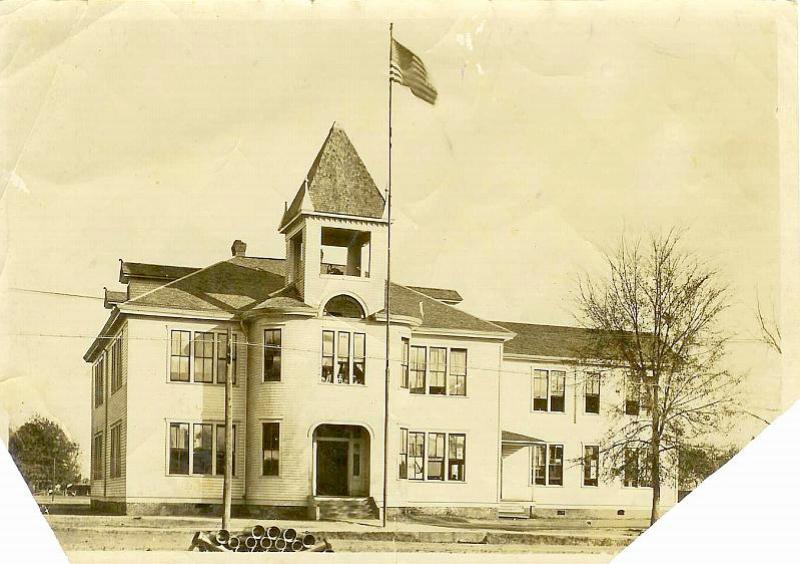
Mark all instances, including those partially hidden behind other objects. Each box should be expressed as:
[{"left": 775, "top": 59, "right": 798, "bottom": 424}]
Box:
[{"left": 278, "top": 123, "right": 388, "bottom": 314}]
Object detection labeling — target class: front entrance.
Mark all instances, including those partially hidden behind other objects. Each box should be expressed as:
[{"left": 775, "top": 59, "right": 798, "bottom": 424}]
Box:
[
  {"left": 313, "top": 424, "right": 370, "bottom": 497},
  {"left": 316, "top": 441, "right": 349, "bottom": 496}
]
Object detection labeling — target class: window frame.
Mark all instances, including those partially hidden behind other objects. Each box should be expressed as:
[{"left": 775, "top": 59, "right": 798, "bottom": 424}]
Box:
[
  {"left": 398, "top": 430, "right": 467, "bottom": 483},
  {"left": 400, "top": 338, "right": 410, "bottom": 389},
  {"left": 109, "top": 422, "right": 122, "bottom": 479},
  {"left": 426, "top": 432, "right": 446, "bottom": 480},
  {"left": 193, "top": 332, "right": 215, "bottom": 384},
  {"left": 582, "top": 444, "right": 600, "bottom": 487},
  {"left": 92, "top": 431, "right": 104, "bottom": 480},
  {"left": 448, "top": 349, "right": 467, "bottom": 396},
  {"left": 263, "top": 328, "right": 282, "bottom": 382},
  {"left": 531, "top": 368, "right": 567, "bottom": 413},
  {"left": 625, "top": 374, "right": 646, "bottom": 416},
  {"left": 166, "top": 420, "right": 237, "bottom": 477},
  {"left": 168, "top": 422, "right": 190, "bottom": 476},
  {"left": 262, "top": 421, "right": 280, "bottom": 477},
  {"left": 110, "top": 335, "right": 123, "bottom": 394},
  {"left": 428, "top": 347, "right": 447, "bottom": 395},
  {"left": 398, "top": 428, "right": 408, "bottom": 479},
  {"left": 623, "top": 446, "right": 651, "bottom": 488},
  {"left": 584, "top": 372, "right": 601, "bottom": 415},
  {"left": 215, "top": 424, "right": 236, "bottom": 477},
  {"left": 530, "top": 442, "right": 565, "bottom": 487},
  {"left": 169, "top": 330, "right": 191, "bottom": 383},
  {"left": 319, "top": 330, "right": 366, "bottom": 385},
  {"left": 93, "top": 357, "right": 105, "bottom": 408}
]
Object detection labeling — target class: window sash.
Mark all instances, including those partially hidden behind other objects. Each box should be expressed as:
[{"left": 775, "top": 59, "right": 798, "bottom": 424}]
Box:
[
  {"left": 448, "top": 349, "right": 467, "bottom": 396},
  {"left": 428, "top": 348, "right": 447, "bottom": 395},
  {"left": 399, "top": 428, "right": 408, "bottom": 479},
  {"left": 408, "top": 432, "right": 425, "bottom": 480},
  {"left": 427, "top": 433, "right": 446, "bottom": 480},
  {"left": 409, "top": 347, "right": 426, "bottom": 394},
  {"left": 547, "top": 444, "right": 564, "bottom": 486},
  {"left": 263, "top": 329, "right": 282, "bottom": 382},
  {"left": 168, "top": 423, "right": 189, "bottom": 475},
  {"left": 532, "top": 444, "right": 546, "bottom": 485},
  {"left": 353, "top": 333, "right": 366, "bottom": 385},
  {"left": 585, "top": 373, "right": 600, "bottom": 414},
  {"left": 170, "top": 330, "right": 191, "bottom": 382},
  {"left": 321, "top": 331, "right": 335, "bottom": 383},
  {"left": 337, "top": 332, "right": 351, "bottom": 384},
  {"left": 92, "top": 433, "right": 104, "bottom": 479},
  {"left": 215, "top": 425, "right": 236, "bottom": 476},
  {"left": 583, "top": 445, "right": 599, "bottom": 486},
  {"left": 193, "top": 333, "right": 215, "bottom": 383},
  {"left": 549, "top": 371, "right": 566, "bottom": 412},
  {"left": 110, "top": 425, "right": 121, "bottom": 478},
  {"left": 262, "top": 422, "right": 280, "bottom": 476},
  {"left": 192, "top": 423, "right": 213, "bottom": 475},
  {"left": 532, "top": 370, "right": 548, "bottom": 411},
  {"left": 401, "top": 338, "right": 410, "bottom": 388},
  {"left": 448, "top": 434, "right": 466, "bottom": 481},
  {"left": 216, "top": 333, "right": 237, "bottom": 384}
]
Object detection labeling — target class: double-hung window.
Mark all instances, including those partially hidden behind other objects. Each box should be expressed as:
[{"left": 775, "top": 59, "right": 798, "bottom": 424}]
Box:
[
  {"left": 215, "top": 424, "right": 236, "bottom": 476},
  {"left": 321, "top": 331, "right": 335, "bottom": 383},
  {"left": 583, "top": 445, "right": 599, "bottom": 487},
  {"left": 168, "top": 423, "right": 190, "bottom": 475},
  {"left": 624, "top": 446, "right": 650, "bottom": 488},
  {"left": 337, "top": 332, "right": 351, "bottom": 384},
  {"left": 216, "top": 333, "right": 237, "bottom": 385},
  {"left": 193, "top": 332, "right": 214, "bottom": 383},
  {"left": 531, "top": 443, "right": 564, "bottom": 486},
  {"left": 448, "top": 434, "right": 466, "bottom": 481},
  {"left": 398, "top": 428, "right": 408, "bottom": 478},
  {"left": 400, "top": 338, "right": 410, "bottom": 388},
  {"left": 409, "top": 346, "right": 427, "bottom": 394},
  {"left": 109, "top": 423, "right": 121, "bottom": 478},
  {"left": 92, "top": 432, "right": 104, "bottom": 480},
  {"left": 353, "top": 333, "right": 366, "bottom": 385},
  {"left": 532, "top": 369, "right": 566, "bottom": 412},
  {"left": 426, "top": 433, "right": 446, "bottom": 480},
  {"left": 263, "top": 329, "right": 282, "bottom": 381},
  {"left": 585, "top": 373, "right": 600, "bottom": 414},
  {"left": 110, "top": 336, "right": 123, "bottom": 393},
  {"left": 625, "top": 374, "right": 645, "bottom": 416},
  {"left": 428, "top": 348, "right": 447, "bottom": 395},
  {"left": 448, "top": 349, "right": 467, "bottom": 396},
  {"left": 93, "top": 358, "right": 105, "bottom": 407},
  {"left": 262, "top": 422, "right": 280, "bottom": 476},
  {"left": 192, "top": 423, "right": 213, "bottom": 474},
  {"left": 170, "top": 330, "right": 191, "bottom": 382},
  {"left": 407, "top": 432, "right": 425, "bottom": 480}
]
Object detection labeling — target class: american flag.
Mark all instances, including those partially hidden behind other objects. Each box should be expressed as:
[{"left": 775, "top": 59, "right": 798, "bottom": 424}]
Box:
[{"left": 390, "top": 38, "right": 438, "bottom": 105}]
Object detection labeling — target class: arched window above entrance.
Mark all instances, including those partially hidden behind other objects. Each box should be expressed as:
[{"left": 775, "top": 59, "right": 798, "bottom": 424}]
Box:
[{"left": 323, "top": 295, "right": 365, "bottom": 319}]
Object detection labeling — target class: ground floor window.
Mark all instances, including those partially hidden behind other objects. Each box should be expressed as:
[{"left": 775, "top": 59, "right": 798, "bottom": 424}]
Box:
[
  {"left": 531, "top": 443, "right": 564, "bottom": 486},
  {"left": 92, "top": 432, "right": 104, "bottom": 480},
  {"left": 168, "top": 421, "right": 236, "bottom": 476},
  {"left": 624, "top": 446, "right": 650, "bottom": 488},
  {"left": 399, "top": 429, "right": 466, "bottom": 483},
  {"left": 583, "top": 445, "right": 599, "bottom": 487},
  {"left": 109, "top": 423, "right": 122, "bottom": 478},
  {"left": 262, "top": 422, "right": 280, "bottom": 476}
]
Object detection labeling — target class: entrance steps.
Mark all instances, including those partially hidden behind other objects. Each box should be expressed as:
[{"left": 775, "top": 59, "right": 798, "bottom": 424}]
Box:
[
  {"left": 497, "top": 503, "right": 532, "bottom": 519},
  {"left": 312, "top": 496, "right": 380, "bottom": 521}
]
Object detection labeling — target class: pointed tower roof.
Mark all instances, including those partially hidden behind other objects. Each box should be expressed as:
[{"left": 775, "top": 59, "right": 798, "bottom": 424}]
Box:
[{"left": 280, "top": 123, "right": 386, "bottom": 231}]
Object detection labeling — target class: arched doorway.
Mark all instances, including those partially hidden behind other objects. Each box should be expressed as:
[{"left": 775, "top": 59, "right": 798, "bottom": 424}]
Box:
[{"left": 313, "top": 424, "right": 370, "bottom": 497}]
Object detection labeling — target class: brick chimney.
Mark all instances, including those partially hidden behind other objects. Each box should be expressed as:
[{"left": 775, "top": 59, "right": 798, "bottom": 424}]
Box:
[{"left": 231, "top": 239, "right": 247, "bottom": 257}]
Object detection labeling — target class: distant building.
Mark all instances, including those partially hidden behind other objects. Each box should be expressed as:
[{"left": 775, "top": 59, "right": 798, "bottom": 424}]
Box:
[{"left": 84, "top": 123, "right": 677, "bottom": 519}]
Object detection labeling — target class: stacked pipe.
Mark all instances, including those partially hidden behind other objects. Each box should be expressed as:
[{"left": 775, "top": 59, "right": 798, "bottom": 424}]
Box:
[{"left": 189, "top": 525, "right": 332, "bottom": 552}]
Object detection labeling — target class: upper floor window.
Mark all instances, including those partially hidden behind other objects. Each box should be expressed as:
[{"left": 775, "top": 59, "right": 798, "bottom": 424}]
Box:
[
  {"left": 110, "top": 336, "right": 123, "bottom": 394},
  {"left": 585, "top": 372, "right": 600, "bottom": 414},
  {"left": 323, "top": 295, "right": 365, "bottom": 318},
  {"left": 400, "top": 338, "right": 410, "bottom": 388},
  {"left": 320, "top": 227, "right": 371, "bottom": 277},
  {"left": 263, "top": 329, "right": 282, "bottom": 382},
  {"left": 170, "top": 329, "right": 237, "bottom": 385},
  {"left": 625, "top": 374, "right": 646, "bottom": 416},
  {"left": 93, "top": 356, "right": 105, "bottom": 407},
  {"left": 321, "top": 330, "right": 366, "bottom": 385},
  {"left": 532, "top": 369, "right": 566, "bottom": 413},
  {"left": 407, "top": 344, "right": 467, "bottom": 397}
]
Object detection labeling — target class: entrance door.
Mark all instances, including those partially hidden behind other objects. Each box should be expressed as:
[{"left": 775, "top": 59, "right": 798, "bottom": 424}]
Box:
[{"left": 316, "top": 441, "right": 349, "bottom": 496}]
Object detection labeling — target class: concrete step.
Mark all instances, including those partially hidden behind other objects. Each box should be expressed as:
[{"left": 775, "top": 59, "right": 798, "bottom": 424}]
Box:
[{"left": 313, "top": 497, "right": 379, "bottom": 521}]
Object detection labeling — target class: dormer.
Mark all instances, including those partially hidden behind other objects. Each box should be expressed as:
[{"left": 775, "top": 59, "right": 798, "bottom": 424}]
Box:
[{"left": 279, "top": 123, "right": 388, "bottom": 313}]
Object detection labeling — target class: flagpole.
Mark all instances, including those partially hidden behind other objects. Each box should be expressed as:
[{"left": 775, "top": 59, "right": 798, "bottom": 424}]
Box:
[{"left": 381, "top": 21, "right": 393, "bottom": 529}]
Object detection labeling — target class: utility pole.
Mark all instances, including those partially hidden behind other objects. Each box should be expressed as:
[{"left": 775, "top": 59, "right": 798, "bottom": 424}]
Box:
[{"left": 222, "top": 326, "right": 234, "bottom": 530}]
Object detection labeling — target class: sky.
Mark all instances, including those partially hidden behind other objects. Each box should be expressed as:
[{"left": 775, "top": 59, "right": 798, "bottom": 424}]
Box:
[{"left": 0, "top": 1, "right": 792, "bottom": 475}]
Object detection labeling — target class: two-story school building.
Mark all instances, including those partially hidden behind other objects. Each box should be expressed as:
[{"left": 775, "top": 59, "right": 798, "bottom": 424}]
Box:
[{"left": 84, "top": 123, "right": 677, "bottom": 520}]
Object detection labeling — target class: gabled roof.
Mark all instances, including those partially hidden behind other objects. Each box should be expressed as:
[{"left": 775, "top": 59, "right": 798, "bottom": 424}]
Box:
[
  {"left": 492, "top": 321, "right": 606, "bottom": 359},
  {"left": 119, "top": 261, "right": 199, "bottom": 283},
  {"left": 124, "top": 256, "right": 289, "bottom": 314},
  {"left": 379, "top": 284, "right": 511, "bottom": 335},
  {"left": 406, "top": 286, "right": 463, "bottom": 304},
  {"left": 280, "top": 123, "right": 386, "bottom": 229}
]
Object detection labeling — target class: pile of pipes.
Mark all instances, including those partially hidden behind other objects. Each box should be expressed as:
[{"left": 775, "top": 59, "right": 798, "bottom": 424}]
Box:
[{"left": 189, "top": 525, "right": 333, "bottom": 553}]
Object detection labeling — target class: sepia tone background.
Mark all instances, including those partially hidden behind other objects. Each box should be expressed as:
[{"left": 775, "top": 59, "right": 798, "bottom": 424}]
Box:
[{"left": 0, "top": 0, "right": 794, "bottom": 477}]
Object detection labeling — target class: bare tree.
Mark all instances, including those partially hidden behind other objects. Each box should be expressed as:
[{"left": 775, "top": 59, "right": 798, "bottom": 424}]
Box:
[
  {"left": 577, "top": 229, "right": 741, "bottom": 525},
  {"left": 755, "top": 294, "right": 781, "bottom": 354}
]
